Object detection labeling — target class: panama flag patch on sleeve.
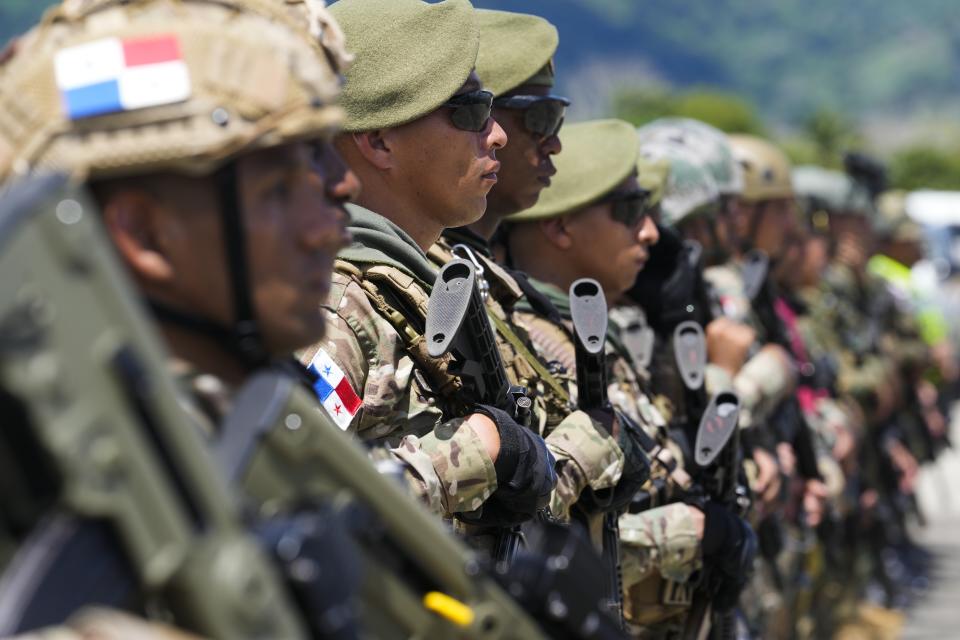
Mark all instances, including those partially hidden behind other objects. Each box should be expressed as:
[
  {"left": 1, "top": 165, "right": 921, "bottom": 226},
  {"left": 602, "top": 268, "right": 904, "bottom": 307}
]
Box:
[
  {"left": 54, "top": 34, "right": 191, "bottom": 120},
  {"left": 306, "top": 349, "right": 362, "bottom": 430}
]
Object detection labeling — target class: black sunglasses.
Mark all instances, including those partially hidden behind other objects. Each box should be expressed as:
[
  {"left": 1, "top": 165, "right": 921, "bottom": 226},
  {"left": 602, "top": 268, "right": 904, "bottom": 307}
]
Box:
[
  {"left": 597, "top": 189, "right": 652, "bottom": 228},
  {"left": 492, "top": 94, "right": 571, "bottom": 138},
  {"left": 441, "top": 89, "right": 494, "bottom": 132}
]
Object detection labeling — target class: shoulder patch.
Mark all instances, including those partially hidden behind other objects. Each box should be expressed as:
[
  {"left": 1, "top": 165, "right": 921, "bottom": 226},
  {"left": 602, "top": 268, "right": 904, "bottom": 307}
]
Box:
[{"left": 306, "top": 348, "right": 362, "bottom": 430}]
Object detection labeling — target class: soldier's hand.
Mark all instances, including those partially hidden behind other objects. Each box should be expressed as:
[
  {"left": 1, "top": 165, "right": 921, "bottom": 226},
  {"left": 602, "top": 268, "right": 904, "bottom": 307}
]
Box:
[
  {"left": 802, "top": 478, "right": 828, "bottom": 527},
  {"left": 750, "top": 446, "right": 782, "bottom": 518},
  {"left": 469, "top": 405, "right": 557, "bottom": 524},
  {"left": 706, "top": 317, "right": 756, "bottom": 375}
]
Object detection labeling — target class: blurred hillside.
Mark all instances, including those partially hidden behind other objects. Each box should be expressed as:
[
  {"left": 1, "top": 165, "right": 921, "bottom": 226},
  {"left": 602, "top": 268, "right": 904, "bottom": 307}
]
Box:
[
  {"left": 472, "top": 0, "right": 960, "bottom": 144},
  {"left": 3, "top": 0, "right": 960, "bottom": 185}
]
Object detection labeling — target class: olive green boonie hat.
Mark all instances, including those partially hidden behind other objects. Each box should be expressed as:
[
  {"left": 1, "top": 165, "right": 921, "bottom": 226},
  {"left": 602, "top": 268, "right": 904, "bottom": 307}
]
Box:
[
  {"left": 637, "top": 157, "right": 670, "bottom": 209},
  {"left": 331, "top": 0, "right": 479, "bottom": 132},
  {"left": 506, "top": 119, "right": 638, "bottom": 223},
  {"left": 475, "top": 9, "right": 558, "bottom": 96}
]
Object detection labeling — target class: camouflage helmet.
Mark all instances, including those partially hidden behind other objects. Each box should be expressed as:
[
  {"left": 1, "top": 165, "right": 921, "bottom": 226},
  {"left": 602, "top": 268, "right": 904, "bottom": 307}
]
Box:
[
  {"left": 727, "top": 134, "right": 794, "bottom": 202},
  {"left": 639, "top": 141, "right": 720, "bottom": 227},
  {"left": 793, "top": 165, "right": 874, "bottom": 219},
  {"left": 0, "top": 0, "right": 349, "bottom": 182},
  {"left": 637, "top": 117, "right": 743, "bottom": 196}
]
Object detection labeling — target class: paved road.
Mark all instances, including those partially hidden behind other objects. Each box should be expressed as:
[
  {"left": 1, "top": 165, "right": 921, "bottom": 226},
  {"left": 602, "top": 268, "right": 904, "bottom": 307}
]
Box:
[{"left": 902, "top": 407, "right": 960, "bottom": 638}]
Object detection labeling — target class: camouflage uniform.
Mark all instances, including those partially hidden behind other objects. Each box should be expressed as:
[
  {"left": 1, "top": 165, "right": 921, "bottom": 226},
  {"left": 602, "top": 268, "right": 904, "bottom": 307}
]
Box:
[
  {"left": 703, "top": 262, "right": 798, "bottom": 432},
  {"left": 428, "top": 228, "right": 625, "bottom": 522},
  {"left": 514, "top": 277, "right": 703, "bottom": 630},
  {"left": 297, "top": 205, "right": 500, "bottom": 516}
]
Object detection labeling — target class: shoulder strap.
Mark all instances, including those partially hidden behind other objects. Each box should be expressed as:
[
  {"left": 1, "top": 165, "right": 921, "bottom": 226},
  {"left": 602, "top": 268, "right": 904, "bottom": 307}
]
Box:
[{"left": 333, "top": 260, "right": 462, "bottom": 406}]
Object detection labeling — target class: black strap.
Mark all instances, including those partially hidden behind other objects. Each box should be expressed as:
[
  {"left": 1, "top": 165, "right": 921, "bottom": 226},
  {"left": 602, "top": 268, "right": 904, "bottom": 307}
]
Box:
[
  {"left": 510, "top": 269, "right": 565, "bottom": 326},
  {"left": 216, "top": 163, "right": 268, "bottom": 367}
]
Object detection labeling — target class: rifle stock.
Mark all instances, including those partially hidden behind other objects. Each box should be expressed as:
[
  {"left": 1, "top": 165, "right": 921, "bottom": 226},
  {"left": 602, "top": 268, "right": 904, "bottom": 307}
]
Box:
[
  {"left": 0, "top": 174, "right": 310, "bottom": 638},
  {"left": 568, "top": 279, "right": 625, "bottom": 627}
]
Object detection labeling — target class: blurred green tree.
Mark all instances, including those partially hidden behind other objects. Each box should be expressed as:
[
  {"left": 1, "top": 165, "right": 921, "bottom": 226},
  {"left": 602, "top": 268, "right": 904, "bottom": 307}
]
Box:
[
  {"left": 890, "top": 147, "right": 960, "bottom": 190},
  {"left": 611, "top": 86, "right": 765, "bottom": 134}
]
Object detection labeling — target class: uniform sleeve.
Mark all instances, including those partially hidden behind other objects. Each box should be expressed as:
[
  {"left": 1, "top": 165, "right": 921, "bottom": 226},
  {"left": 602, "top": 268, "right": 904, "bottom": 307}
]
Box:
[
  {"left": 300, "top": 273, "right": 497, "bottom": 515},
  {"left": 619, "top": 503, "right": 702, "bottom": 584},
  {"left": 544, "top": 409, "right": 624, "bottom": 521},
  {"left": 733, "top": 345, "right": 797, "bottom": 429}
]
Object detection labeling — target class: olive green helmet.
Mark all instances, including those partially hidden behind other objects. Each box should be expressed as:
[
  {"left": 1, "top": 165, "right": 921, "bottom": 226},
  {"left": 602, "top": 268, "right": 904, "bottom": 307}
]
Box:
[
  {"left": 639, "top": 141, "right": 720, "bottom": 227},
  {"left": 0, "top": 0, "right": 349, "bottom": 182},
  {"left": 637, "top": 117, "right": 743, "bottom": 196},
  {"left": 727, "top": 134, "right": 794, "bottom": 202}
]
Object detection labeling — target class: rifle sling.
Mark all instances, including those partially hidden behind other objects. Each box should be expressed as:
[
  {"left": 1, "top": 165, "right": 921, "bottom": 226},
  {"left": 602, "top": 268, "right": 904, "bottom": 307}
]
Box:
[{"left": 488, "top": 311, "right": 571, "bottom": 406}]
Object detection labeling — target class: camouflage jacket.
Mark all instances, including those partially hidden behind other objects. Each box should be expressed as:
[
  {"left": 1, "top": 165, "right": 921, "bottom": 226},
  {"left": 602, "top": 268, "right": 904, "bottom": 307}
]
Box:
[
  {"left": 803, "top": 263, "right": 898, "bottom": 413},
  {"left": 513, "top": 278, "right": 703, "bottom": 585},
  {"left": 703, "top": 260, "right": 797, "bottom": 431},
  {"left": 297, "top": 205, "right": 501, "bottom": 516},
  {"left": 429, "top": 228, "right": 624, "bottom": 522}
]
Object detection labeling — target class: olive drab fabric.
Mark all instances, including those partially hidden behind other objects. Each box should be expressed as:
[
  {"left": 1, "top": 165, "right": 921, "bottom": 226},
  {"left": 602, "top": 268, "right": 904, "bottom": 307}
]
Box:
[
  {"left": 475, "top": 9, "right": 558, "bottom": 96},
  {"left": 505, "top": 119, "right": 640, "bottom": 223},
  {"left": 0, "top": 0, "right": 347, "bottom": 181},
  {"left": 330, "top": 0, "right": 479, "bottom": 132}
]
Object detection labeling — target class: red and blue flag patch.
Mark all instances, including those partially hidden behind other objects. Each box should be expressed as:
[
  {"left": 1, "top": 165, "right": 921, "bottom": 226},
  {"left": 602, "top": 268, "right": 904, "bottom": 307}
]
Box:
[
  {"left": 306, "top": 349, "right": 362, "bottom": 430},
  {"left": 54, "top": 34, "right": 191, "bottom": 120}
]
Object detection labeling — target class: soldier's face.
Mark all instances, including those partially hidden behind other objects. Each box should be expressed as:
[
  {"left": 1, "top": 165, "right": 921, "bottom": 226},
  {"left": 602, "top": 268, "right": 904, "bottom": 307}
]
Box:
[
  {"left": 99, "top": 140, "right": 357, "bottom": 361},
  {"left": 747, "top": 197, "right": 796, "bottom": 258},
  {"left": 563, "top": 175, "right": 660, "bottom": 298},
  {"left": 485, "top": 84, "right": 562, "bottom": 218},
  {"left": 387, "top": 72, "right": 507, "bottom": 229},
  {"left": 238, "top": 140, "right": 357, "bottom": 355}
]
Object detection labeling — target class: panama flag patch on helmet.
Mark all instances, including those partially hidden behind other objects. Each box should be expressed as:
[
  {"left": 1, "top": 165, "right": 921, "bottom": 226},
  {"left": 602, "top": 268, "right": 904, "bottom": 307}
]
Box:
[
  {"left": 54, "top": 34, "right": 191, "bottom": 120},
  {"left": 306, "top": 349, "right": 362, "bottom": 430}
]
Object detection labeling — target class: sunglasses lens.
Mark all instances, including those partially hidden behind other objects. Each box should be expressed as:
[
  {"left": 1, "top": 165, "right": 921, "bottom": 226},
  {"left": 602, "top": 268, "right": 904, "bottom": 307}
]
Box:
[
  {"left": 610, "top": 196, "right": 648, "bottom": 227},
  {"left": 524, "top": 100, "right": 566, "bottom": 137},
  {"left": 450, "top": 102, "right": 491, "bottom": 131},
  {"left": 446, "top": 91, "right": 493, "bottom": 132}
]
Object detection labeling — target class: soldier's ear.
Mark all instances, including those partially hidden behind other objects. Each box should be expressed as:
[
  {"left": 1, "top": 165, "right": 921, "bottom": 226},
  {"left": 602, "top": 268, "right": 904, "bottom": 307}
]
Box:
[
  {"left": 351, "top": 129, "right": 394, "bottom": 170},
  {"left": 540, "top": 216, "right": 574, "bottom": 250},
  {"left": 101, "top": 189, "right": 175, "bottom": 284}
]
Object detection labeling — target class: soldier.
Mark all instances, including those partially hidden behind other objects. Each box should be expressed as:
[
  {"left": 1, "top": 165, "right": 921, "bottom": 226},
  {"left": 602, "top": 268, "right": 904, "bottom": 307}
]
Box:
[
  {"left": 0, "top": 1, "right": 356, "bottom": 636},
  {"left": 502, "top": 118, "right": 756, "bottom": 636},
  {"left": 422, "top": 8, "right": 639, "bottom": 529},
  {"left": 0, "top": 2, "right": 558, "bottom": 639},
  {"left": 299, "top": 0, "right": 557, "bottom": 531}
]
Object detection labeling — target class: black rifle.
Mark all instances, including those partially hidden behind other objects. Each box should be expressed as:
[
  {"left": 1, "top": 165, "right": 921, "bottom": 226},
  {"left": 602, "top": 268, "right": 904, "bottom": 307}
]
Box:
[
  {"left": 568, "top": 278, "right": 624, "bottom": 626},
  {"left": 426, "top": 262, "right": 626, "bottom": 639},
  {"left": 682, "top": 392, "right": 746, "bottom": 640},
  {"left": 0, "top": 174, "right": 333, "bottom": 638},
  {"left": 425, "top": 259, "right": 533, "bottom": 565}
]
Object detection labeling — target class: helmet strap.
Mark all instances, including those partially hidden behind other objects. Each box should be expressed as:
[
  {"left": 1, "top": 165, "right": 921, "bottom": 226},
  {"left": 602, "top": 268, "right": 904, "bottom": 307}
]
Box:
[{"left": 147, "top": 162, "right": 269, "bottom": 370}]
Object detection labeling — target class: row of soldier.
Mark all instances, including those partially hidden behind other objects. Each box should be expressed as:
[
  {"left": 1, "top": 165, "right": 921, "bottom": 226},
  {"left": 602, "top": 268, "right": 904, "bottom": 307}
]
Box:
[{"left": 0, "top": 0, "right": 952, "bottom": 639}]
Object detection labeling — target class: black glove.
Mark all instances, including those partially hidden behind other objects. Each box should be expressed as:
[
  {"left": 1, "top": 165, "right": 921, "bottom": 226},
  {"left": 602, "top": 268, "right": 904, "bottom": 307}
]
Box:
[
  {"left": 702, "top": 502, "right": 757, "bottom": 612},
  {"left": 578, "top": 408, "right": 651, "bottom": 514},
  {"left": 460, "top": 404, "right": 557, "bottom": 527}
]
